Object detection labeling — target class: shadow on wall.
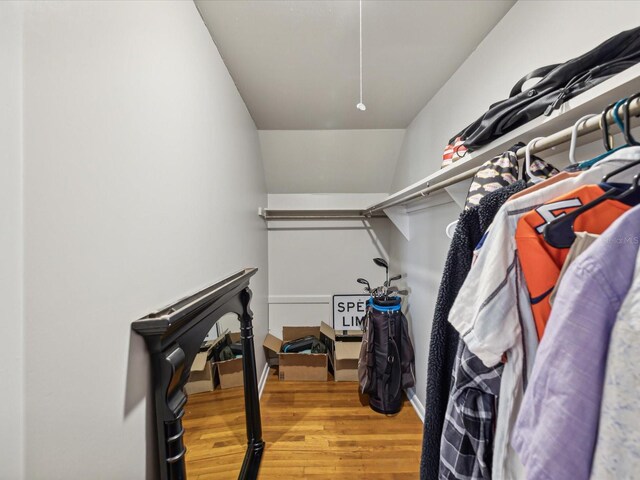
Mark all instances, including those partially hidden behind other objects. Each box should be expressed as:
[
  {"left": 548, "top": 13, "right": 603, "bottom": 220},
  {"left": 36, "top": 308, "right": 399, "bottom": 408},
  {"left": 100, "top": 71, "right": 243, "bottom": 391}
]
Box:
[
  {"left": 124, "top": 329, "right": 159, "bottom": 480},
  {"left": 363, "top": 218, "right": 392, "bottom": 259}
]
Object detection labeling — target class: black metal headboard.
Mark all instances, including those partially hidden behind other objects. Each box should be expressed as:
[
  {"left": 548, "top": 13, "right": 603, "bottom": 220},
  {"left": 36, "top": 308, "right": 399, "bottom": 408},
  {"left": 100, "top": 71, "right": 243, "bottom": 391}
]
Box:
[{"left": 132, "top": 268, "right": 264, "bottom": 480}]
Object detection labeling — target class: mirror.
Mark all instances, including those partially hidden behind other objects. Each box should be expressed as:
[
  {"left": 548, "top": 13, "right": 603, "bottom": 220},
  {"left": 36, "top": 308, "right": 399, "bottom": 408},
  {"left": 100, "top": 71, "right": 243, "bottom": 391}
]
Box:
[
  {"left": 183, "top": 313, "right": 247, "bottom": 478},
  {"left": 131, "top": 268, "right": 264, "bottom": 480}
]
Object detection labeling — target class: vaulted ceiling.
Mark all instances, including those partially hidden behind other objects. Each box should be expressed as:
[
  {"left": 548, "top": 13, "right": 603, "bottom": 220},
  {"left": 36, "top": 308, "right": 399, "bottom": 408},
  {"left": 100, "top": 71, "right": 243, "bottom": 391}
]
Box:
[
  {"left": 195, "top": 0, "right": 514, "bottom": 193},
  {"left": 196, "top": 0, "right": 514, "bottom": 130}
]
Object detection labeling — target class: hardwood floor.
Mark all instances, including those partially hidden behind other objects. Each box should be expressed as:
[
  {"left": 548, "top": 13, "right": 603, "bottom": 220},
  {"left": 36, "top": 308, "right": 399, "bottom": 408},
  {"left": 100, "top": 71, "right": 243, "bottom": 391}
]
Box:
[{"left": 183, "top": 368, "right": 423, "bottom": 479}]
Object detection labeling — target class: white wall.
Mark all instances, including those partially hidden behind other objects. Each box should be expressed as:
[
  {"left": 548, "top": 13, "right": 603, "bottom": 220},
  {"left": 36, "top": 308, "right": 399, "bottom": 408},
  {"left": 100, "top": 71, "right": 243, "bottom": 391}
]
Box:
[
  {"left": 20, "top": 2, "right": 268, "bottom": 479},
  {"left": 267, "top": 194, "right": 391, "bottom": 336},
  {"left": 390, "top": 0, "right": 640, "bottom": 409},
  {"left": 0, "top": 2, "right": 24, "bottom": 478},
  {"left": 259, "top": 129, "right": 405, "bottom": 193}
]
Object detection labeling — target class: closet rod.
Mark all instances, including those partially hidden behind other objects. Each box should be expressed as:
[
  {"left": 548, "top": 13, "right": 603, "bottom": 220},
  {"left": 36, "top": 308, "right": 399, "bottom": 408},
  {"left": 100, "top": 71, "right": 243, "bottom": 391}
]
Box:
[
  {"left": 261, "top": 209, "right": 386, "bottom": 220},
  {"left": 364, "top": 96, "right": 640, "bottom": 215}
]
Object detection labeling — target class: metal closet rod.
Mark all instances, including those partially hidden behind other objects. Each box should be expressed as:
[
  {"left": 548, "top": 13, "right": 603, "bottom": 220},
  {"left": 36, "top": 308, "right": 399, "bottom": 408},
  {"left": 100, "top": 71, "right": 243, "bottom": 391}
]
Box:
[
  {"left": 364, "top": 96, "right": 640, "bottom": 215},
  {"left": 261, "top": 209, "right": 387, "bottom": 220},
  {"left": 265, "top": 214, "right": 377, "bottom": 220}
]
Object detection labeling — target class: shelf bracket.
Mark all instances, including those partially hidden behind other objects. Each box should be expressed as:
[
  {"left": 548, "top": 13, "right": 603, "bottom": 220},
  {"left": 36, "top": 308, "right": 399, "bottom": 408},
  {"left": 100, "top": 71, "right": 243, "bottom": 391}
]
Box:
[
  {"left": 444, "top": 178, "right": 472, "bottom": 210},
  {"left": 383, "top": 205, "right": 410, "bottom": 240}
]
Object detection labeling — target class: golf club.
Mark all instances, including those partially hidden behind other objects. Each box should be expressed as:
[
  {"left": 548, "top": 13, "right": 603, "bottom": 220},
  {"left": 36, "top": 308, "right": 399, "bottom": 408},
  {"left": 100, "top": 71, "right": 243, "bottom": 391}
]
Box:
[
  {"left": 387, "top": 286, "right": 408, "bottom": 296},
  {"left": 384, "top": 274, "right": 402, "bottom": 287},
  {"left": 357, "top": 277, "right": 371, "bottom": 293},
  {"left": 373, "top": 258, "right": 389, "bottom": 295}
]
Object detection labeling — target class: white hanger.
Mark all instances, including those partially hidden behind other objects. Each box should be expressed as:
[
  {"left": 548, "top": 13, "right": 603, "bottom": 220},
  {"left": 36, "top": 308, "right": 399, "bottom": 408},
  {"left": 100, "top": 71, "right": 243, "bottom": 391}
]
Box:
[
  {"left": 569, "top": 114, "right": 598, "bottom": 164},
  {"left": 445, "top": 220, "right": 458, "bottom": 239},
  {"left": 525, "top": 136, "right": 546, "bottom": 184}
]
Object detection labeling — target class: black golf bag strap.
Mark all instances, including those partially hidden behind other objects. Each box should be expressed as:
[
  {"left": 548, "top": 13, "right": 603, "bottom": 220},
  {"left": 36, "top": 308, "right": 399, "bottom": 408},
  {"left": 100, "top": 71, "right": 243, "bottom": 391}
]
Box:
[
  {"left": 387, "top": 337, "right": 402, "bottom": 399},
  {"left": 380, "top": 316, "right": 402, "bottom": 413}
]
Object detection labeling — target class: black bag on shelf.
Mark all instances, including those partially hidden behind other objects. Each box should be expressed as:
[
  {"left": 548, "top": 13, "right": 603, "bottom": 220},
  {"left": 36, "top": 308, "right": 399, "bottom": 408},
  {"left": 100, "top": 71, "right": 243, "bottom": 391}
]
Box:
[{"left": 449, "top": 26, "right": 640, "bottom": 155}]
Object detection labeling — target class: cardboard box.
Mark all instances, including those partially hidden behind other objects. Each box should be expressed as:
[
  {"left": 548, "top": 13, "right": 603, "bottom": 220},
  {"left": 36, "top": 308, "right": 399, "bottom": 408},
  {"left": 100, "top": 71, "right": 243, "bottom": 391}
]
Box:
[
  {"left": 185, "top": 342, "right": 215, "bottom": 394},
  {"left": 215, "top": 332, "right": 244, "bottom": 390},
  {"left": 324, "top": 327, "right": 363, "bottom": 382},
  {"left": 263, "top": 333, "right": 282, "bottom": 367},
  {"left": 333, "top": 341, "right": 362, "bottom": 381},
  {"left": 263, "top": 323, "right": 334, "bottom": 381}
]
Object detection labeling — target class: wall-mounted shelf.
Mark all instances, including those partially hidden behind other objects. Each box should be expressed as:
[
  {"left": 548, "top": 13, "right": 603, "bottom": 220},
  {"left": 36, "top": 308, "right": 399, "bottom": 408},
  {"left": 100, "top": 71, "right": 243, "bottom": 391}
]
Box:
[{"left": 364, "top": 63, "right": 640, "bottom": 215}]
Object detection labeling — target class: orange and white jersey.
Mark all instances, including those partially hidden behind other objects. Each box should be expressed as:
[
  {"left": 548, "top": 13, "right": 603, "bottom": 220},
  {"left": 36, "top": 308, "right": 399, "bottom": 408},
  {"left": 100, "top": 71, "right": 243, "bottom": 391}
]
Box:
[{"left": 515, "top": 184, "right": 631, "bottom": 339}]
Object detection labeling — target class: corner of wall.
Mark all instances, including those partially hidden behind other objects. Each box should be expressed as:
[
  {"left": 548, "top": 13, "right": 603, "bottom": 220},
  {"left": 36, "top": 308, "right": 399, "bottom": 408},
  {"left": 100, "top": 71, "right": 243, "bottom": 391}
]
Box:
[{"left": 0, "top": 1, "right": 25, "bottom": 479}]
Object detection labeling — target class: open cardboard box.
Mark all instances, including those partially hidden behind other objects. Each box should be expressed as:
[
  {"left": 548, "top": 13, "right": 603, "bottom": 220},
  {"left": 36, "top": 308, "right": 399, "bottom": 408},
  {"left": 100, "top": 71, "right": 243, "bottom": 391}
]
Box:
[
  {"left": 185, "top": 342, "right": 215, "bottom": 395},
  {"left": 263, "top": 322, "right": 334, "bottom": 381},
  {"left": 324, "top": 326, "right": 363, "bottom": 382},
  {"left": 212, "top": 331, "right": 244, "bottom": 390}
]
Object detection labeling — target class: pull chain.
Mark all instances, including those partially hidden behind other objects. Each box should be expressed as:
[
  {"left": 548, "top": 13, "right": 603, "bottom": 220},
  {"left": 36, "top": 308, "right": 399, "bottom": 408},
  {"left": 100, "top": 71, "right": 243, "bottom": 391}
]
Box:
[{"left": 356, "top": 0, "right": 366, "bottom": 111}]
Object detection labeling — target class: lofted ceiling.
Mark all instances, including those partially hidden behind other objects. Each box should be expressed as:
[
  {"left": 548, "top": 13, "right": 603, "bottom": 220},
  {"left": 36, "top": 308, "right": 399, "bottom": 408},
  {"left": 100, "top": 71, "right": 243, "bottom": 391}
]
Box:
[{"left": 195, "top": 0, "right": 515, "bottom": 130}]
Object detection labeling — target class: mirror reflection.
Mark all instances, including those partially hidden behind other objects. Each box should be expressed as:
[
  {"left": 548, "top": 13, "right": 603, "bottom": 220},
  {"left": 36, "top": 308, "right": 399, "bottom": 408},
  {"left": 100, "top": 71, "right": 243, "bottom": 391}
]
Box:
[{"left": 183, "top": 313, "right": 247, "bottom": 478}]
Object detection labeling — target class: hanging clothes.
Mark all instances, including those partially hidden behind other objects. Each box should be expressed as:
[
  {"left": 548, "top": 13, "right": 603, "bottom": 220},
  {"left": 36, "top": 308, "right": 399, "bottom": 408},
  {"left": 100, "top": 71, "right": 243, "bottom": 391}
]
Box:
[
  {"left": 421, "top": 181, "right": 529, "bottom": 480},
  {"left": 422, "top": 143, "right": 558, "bottom": 479},
  {"left": 591, "top": 248, "right": 640, "bottom": 479},
  {"left": 477, "top": 181, "right": 527, "bottom": 230},
  {"left": 439, "top": 339, "right": 502, "bottom": 479},
  {"left": 464, "top": 145, "right": 556, "bottom": 211},
  {"left": 421, "top": 207, "right": 483, "bottom": 480},
  {"left": 516, "top": 183, "right": 635, "bottom": 338},
  {"left": 439, "top": 181, "right": 540, "bottom": 480},
  {"left": 548, "top": 232, "right": 599, "bottom": 305},
  {"left": 447, "top": 146, "right": 640, "bottom": 480},
  {"left": 512, "top": 204, "right": 640, "bottom": 480},
  {"left": 465, "top": 148, "right": 556, "bottom": 230}
]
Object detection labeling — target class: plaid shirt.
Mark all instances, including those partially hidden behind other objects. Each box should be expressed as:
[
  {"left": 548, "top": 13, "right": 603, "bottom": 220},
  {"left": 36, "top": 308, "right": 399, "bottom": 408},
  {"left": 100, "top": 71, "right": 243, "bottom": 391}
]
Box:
[{"left": 439, "top": 339, "right": 503, "bottom": 480}]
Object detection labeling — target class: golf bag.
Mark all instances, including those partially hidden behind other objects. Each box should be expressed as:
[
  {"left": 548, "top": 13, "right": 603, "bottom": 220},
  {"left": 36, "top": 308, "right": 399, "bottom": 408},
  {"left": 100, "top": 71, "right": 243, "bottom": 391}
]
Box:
[{"left": 358, "top": 300, "right": 416, "bottom": 415}]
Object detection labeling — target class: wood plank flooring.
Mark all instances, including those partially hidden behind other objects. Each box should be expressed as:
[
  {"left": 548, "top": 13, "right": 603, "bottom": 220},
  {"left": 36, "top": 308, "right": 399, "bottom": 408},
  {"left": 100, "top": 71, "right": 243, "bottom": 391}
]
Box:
[{"left": 183, "top": 369, "right": 423, "bottom": 479}]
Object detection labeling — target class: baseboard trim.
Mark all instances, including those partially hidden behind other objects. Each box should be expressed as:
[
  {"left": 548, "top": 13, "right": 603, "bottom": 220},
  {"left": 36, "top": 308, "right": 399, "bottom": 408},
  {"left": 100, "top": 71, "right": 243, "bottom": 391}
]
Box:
[
  {"left": 258, "top": 363, "right": 270, "bottom": 399},
  {"left": 405, "top": 387, "right": 425, "bottom": 423}
]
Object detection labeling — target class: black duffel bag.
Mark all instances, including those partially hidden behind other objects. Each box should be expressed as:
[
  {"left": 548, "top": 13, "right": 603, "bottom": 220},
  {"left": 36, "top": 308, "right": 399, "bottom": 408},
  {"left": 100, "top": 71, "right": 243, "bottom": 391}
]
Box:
[{"left": 447, "top": 26, "right": 640, "bottom": 156}]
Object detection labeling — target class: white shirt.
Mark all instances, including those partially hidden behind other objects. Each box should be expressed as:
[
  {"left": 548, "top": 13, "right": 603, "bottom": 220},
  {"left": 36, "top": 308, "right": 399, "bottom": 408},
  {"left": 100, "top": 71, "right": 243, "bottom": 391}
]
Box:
[{"left": 448, "top": 146, "right": 640, "bottom": 480}]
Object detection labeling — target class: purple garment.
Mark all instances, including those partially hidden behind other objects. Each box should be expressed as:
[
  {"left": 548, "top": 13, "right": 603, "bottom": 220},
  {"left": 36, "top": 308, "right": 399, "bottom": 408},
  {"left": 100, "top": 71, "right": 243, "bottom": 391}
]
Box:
[{"left": 512, "top": 205, "right": 640, "bottom": 480}]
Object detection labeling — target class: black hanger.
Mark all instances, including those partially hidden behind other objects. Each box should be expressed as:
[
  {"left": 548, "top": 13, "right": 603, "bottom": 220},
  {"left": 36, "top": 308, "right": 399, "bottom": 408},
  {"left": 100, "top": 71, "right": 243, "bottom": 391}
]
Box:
[
  {"left": 602, "top": 156, "right": 640, "bottom": 182},
  {"left": 623, "top": 92, "right": 640, "bottom": 146},
  {"left": 543, "top": 160, "right": 640, "bottom": 248}
]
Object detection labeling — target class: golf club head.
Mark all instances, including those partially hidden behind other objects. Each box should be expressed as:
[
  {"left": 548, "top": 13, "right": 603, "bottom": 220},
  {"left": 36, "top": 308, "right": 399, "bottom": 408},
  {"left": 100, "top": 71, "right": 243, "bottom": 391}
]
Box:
[
  {"left": 373, "top": 258, "right": 389, "bottom": 271},
  {"left": 373, "top": 258, "right": 390, "bottom": 290},
  {"left": 357, "top": 277, "right": 371, "bottom": 294},
  {"left": 389, "top": 274, "right": 402, "bottom": 282}
]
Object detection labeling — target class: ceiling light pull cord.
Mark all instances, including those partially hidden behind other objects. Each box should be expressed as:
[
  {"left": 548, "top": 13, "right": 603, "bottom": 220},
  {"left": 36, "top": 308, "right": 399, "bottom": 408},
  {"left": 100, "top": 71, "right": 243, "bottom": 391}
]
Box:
[{"left": 357, "top": 0, "right": 366, "bottom": 111}]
